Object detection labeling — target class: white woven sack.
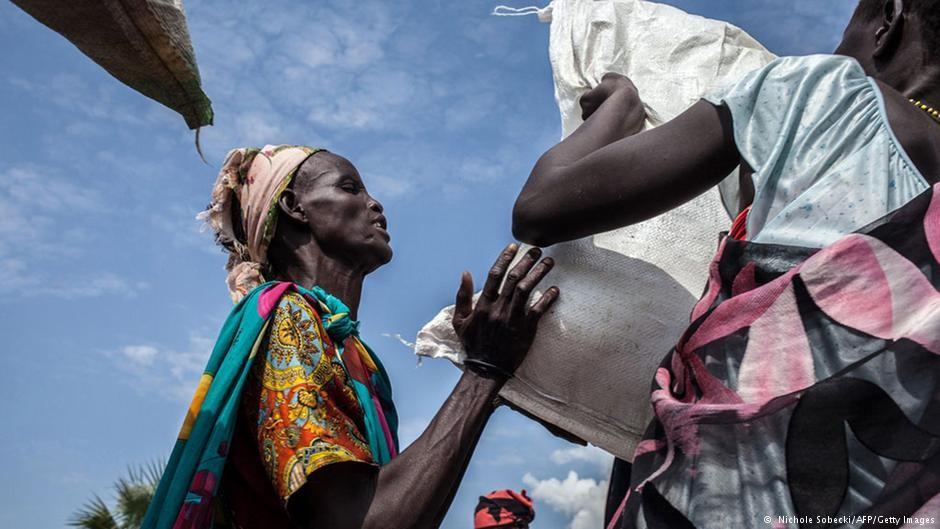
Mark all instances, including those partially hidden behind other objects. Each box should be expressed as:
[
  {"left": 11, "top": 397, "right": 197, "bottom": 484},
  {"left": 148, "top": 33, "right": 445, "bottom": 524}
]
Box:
[{"left": 417, "top": 0, "right": 775, "bottom": 460}]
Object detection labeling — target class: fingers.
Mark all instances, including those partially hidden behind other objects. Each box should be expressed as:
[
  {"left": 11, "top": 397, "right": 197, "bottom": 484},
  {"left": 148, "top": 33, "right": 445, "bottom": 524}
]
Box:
[
  {"left": 509, "top": 256, "right": 555, "bottom": 319},
  {"left": 454, "top": 271, "right": 473, "bottom": 323},
  {"left": 581, "top": 103, "right": 598, "bottom": 121},
  {"left": 581, "top": 73, "right": 638, "bottom": 121},
  {"left": 580, "top": 92, "right": 600, "bottom": 121},
  {"left": 481, "top": 243, "right": 519, "bottom": 304},
  {"left": 601, "top": 71, "right": 628, "bottom": 84},
  {"left": 501, "top": 247, "right": 541, "bottom": 299},
  {"left": 527, "top": 285, "right": 560, "bottom": 324}
]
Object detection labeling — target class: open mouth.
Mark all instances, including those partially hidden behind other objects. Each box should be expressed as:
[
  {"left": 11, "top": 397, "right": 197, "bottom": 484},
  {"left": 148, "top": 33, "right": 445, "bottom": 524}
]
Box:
[{"left": 373, "top": 217, "right": 390, "bottom": 240}]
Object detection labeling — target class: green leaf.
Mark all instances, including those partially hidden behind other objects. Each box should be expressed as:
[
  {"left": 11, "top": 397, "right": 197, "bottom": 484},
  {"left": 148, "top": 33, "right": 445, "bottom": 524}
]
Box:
[
  {"left": 68, "top": 495, "right": 119, "bottom": 529},
  {"left": 70, "top": 459, "right": 165, "bottom": 529}
]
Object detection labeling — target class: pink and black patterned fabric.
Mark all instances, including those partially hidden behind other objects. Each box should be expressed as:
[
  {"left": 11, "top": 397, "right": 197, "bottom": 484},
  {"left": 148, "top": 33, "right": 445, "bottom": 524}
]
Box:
[
  {"left": 475, "top": 489, "right": 535, "bottom": 528},
  {"left": 609, "top": 183, "right": 940, "bottom": 528}
]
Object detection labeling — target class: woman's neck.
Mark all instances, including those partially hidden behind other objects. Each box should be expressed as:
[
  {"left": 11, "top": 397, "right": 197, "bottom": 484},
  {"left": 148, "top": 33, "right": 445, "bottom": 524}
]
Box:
[
  {"left": 270, "top": 242, "right": 365, "bottom": 319},
  {"left": 869, "top": 43, "right": 940, "bottom": 105},
  {"left": 904, "top": 64, "right": 940, "bottom": 107}
]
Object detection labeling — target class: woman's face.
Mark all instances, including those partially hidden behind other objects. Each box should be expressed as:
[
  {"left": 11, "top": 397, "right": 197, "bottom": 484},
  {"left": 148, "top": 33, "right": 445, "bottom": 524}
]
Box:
[{"left": 294, "top": 152, "right": 392, "bottom": 272}]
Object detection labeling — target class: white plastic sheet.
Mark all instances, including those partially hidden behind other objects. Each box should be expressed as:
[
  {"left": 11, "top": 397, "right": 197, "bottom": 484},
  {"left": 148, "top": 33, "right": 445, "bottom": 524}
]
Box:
[{"left": 417, "top": 0, "right": 775, "bottom": 460}]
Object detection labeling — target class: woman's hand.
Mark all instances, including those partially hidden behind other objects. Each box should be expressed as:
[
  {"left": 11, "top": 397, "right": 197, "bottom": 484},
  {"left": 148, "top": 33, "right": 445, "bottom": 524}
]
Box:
[
  {"left": 452, "top": 243, "right": 559, "bottom": 380},
  {"left": 579, "top": 73, "right": 646, "bottom": 136}
]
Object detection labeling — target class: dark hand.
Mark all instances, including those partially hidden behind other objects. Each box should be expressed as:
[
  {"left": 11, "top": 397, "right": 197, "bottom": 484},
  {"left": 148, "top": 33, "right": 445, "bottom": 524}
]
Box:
[
  {"left": 579, "top": 73, "right": 646, "bottom": 135},
  {"left": 453, "top": 244, "right": 559, "bottom": 380}
]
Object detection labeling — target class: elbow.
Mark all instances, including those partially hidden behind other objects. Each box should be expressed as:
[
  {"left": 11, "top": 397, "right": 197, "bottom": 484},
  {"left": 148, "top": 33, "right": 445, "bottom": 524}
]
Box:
[{"left": 512, "top": 195, "right": 558, "bottom": 248}]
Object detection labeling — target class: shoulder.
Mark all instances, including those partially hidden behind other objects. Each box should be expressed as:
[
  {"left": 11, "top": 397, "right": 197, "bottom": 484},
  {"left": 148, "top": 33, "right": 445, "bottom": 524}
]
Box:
[
  {"left": 276, "top": 290, "right": 318, "bottom": 315},
  {"left": 744, "top": 54, "right": 868, "bottom": 88},
  {"left": 705, "top": 54, "right": 877, "bottom": 150},
  {"left": 707, "top": 54, "right": 870, "bottom": 105},
  {"left": 267, "top": 289, "right": 326, "bottom": 345},
  {"left": 260, "top": 283, "right": 324, "bottom": 321},
  {"left": 761, "top": 54, "right": 865, "bottom": 77},
  {"left": 261, "top": 288, "right": 331, "bottom": 370}
]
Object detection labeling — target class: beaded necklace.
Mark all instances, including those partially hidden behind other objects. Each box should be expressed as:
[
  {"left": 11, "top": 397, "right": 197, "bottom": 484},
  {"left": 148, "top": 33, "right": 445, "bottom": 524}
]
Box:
[{"left": 910, "top": 98, "right": 940, "bottom": 124}]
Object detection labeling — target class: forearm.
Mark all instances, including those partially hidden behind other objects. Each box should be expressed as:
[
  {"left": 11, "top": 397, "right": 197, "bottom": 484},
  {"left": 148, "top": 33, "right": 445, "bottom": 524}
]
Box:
[
  {"left": 514, "top": 90, "right": 643, "bottom": 244},
  {"left": 514, "top": 101, "right": 739, "bottom": 246},
  {"left": 362, "top": 372, "right": 502, "bottom": 529},
  {"left": 542, "top": 90, "right": 644, "bottom": 167}
]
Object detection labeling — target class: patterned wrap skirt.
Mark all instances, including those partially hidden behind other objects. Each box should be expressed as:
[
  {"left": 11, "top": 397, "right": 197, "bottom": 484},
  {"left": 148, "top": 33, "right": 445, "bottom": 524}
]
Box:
[{"left": 610, "top": 184, "right": 940, "bottom": 529}]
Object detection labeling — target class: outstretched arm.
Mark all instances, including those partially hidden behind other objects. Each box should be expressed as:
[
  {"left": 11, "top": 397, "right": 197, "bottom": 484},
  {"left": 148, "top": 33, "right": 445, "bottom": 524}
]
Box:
[
  {"left": 513, "top": 74, "right": 740, "bottom": 247},
  {"left": 289, "top": 245, "right": 559, "bottom": 529},
  {"left": 290, "top": 372, "right": 503, "bottom": 529}
]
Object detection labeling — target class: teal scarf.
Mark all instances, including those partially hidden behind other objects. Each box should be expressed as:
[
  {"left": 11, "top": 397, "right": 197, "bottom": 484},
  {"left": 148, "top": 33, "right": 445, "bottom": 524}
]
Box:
[{"left": 142, "top": 282, "right": 398, "bottom": 529}]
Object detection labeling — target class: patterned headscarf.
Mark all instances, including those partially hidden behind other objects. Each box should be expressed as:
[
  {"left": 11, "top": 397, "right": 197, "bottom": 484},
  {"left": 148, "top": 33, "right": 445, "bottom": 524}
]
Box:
[
  {"left": 474, "top": 489, "right": 535, "bottom": 528},
  {"left": 199, "top": 144, "right": 322, "bottom": 302}
]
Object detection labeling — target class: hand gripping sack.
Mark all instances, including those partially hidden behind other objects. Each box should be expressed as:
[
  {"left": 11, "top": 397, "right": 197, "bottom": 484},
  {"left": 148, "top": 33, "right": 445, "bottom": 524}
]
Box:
[{"left": 417, "top": 0, "right": 775, "bottom": 460}]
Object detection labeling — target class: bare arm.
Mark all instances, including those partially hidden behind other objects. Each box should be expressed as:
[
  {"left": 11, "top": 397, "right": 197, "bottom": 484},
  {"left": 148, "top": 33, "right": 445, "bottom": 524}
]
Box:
[
  {"left": 289, "top": 373, "right": 501, "bottom": 529},
  {"left": 289, "top": 245, "right": 559, "bottom": 529},
  {"left": 513, "top": 74, "right": 740, "bottom": 246},
  {"left": 367, "top": 372, "right": 502, "bottom": 528}
]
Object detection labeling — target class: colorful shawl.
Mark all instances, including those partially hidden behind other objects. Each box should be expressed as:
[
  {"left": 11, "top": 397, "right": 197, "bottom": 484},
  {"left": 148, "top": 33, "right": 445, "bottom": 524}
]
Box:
[
  {"left": 142, "top": 282, "right": 398, "bottom": 529},
  {"left": 609, "top": 183, "right": 940, "bottom": 528}
]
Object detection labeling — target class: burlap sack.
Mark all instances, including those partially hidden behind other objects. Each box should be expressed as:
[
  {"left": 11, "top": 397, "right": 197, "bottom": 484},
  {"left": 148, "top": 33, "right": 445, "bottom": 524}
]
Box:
[{"left": 12, "top": 0, "right": 213, "bottom": 129}]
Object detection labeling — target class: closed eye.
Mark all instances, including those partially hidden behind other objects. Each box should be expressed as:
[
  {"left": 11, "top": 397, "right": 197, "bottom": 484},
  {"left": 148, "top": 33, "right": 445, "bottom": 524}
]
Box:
[{"left": 339, "top": 180, "right": 362, "bottom": 194}]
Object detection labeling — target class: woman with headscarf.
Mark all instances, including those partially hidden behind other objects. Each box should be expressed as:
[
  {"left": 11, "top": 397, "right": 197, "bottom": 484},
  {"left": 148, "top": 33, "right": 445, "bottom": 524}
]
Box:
[
  {"left": 142, "top": 145, "right": 559, "bottom": 529},
  {"left": 514, "top": 0, "right": 940, "bottom": 527}
]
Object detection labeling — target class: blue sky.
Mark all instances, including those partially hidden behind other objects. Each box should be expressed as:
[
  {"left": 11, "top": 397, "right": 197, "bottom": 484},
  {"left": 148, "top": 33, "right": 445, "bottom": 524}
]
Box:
[{"left": 0, "top": 1, "right": 857, "bottom": 528}]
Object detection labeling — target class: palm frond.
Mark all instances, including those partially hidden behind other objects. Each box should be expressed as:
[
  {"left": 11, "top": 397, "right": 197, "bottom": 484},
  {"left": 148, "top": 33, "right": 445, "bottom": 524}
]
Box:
[
  {"left": 71, "top": 459, "right": 166, "bottom": 529},
  {"left": 115, "top": 460, "right": 165, "bottom": 529},
  {"left": 115, "top": 478, "right": 154, "bottom": 529},
  {"left": 68, "top": 495, "right": 119, "bottom": 529},
  {"left": 141, "top": 459, "right": 164, "bottom": 490}
]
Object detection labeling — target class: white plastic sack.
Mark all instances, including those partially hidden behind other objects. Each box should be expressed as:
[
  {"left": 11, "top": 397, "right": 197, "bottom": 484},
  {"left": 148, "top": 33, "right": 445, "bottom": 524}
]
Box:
[{"left": 417, "top": 0, "right": 775, "bottom": 460}]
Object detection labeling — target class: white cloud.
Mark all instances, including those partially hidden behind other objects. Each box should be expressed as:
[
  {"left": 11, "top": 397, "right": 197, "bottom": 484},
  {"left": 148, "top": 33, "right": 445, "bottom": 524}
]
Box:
[
  {"left": 306, "top": 68, "right": 428, "bottom": 131},
  {"left": 9, "top": 73, "right": 173, "bottom": 131},
  {"left": 369, "top": 174, "right": 413, "bottom": 200},
  {"left": 120, "top": 345, "right": 159, "bottom": 367},
  {"left": 0, "top": 164, "right": 146, "bottom": 299},
  {"left": 107, "top": 334, "right": 213, "bottom": 402},
  {"left": 178, "top": 0, "right": 536, "bottom": 202},
  {"left": 524, "top": 446, "right": 612, "bottom": 529},
  {"left": 550, "top": 445, "right": 615, "bottom": 475},
  {"left": 444, "top": 91, "right": 499, "bottom": 130},
  {"left": 523, "top": 470, "right": 609, "bottom": 529},
  {"left": 43, "top": 273, "right": 149, "bottom": 299},
  {"left": 381, "top": 332, "right": 416, "bottom": 349},
  {"left": 235, "top": 112, "right": 286, "bottom": 142},
  {"left": 1, "top": 164, "right": 101, "bottom": 211},
  {"left": 149, "top": 203, "right": 220, "bottom": 256}
]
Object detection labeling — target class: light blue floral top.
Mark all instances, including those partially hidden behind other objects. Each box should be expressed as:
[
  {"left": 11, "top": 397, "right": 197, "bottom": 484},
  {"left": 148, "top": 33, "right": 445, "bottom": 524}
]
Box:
[{"left": 705, "top": 54, "right": 929, "bottom": 248}]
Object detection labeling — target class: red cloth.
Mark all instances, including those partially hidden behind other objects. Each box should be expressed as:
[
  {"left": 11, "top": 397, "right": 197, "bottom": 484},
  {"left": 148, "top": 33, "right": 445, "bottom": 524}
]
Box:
[
  {"left": 474, "top": 489, "right": 535, "bottom": 528},
  {"left": 728, "top": 206, "right": 750, "bottom": 241}
]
